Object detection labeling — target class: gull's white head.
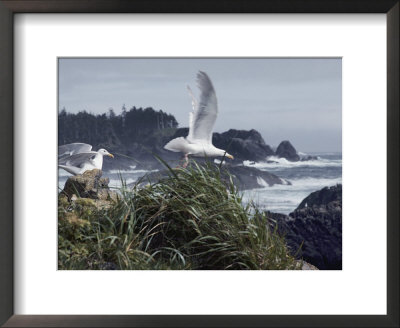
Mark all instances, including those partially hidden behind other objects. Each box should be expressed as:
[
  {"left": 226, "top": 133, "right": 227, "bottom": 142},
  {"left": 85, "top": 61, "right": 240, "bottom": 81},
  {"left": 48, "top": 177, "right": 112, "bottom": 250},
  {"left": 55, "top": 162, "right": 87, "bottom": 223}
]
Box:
[
  {"left": 225, "top": 153, "right": 234, "bottom": 160},
  {"left": 98, "top": 148, "right": 114, "bottom": 158},
  {"left": 214, "top": 148, "right": 234, "bottom": 160}
]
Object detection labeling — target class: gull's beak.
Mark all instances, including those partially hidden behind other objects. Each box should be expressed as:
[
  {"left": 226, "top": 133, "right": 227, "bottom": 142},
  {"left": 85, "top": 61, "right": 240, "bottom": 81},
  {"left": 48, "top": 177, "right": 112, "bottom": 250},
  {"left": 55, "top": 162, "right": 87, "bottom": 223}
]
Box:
[
  {"left": 226, "top": 154, "right": 234, "bottom": 160},
  {"left": 108, "top": 153, "right": 114, "bottom": 158}
]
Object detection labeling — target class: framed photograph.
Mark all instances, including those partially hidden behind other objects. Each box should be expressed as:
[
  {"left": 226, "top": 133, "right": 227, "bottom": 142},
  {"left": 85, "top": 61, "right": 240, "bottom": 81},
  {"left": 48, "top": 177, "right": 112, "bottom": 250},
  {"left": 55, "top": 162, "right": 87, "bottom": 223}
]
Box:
[
  {"left": 1, "top": 1, "right": 398, "bottom": 327},
  {"left": 56, "top": 57, "right": 342, "bottom": 272}
]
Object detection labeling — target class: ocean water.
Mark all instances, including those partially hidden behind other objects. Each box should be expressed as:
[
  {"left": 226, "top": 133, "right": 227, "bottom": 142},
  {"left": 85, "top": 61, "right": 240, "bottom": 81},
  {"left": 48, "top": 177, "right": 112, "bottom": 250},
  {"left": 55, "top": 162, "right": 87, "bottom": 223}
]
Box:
[
  {"left": 58, "top": 153, "right": 342, "bottom": 215},
  {"left": 241, "top": 153, "right": 342, "bottom": 214}
]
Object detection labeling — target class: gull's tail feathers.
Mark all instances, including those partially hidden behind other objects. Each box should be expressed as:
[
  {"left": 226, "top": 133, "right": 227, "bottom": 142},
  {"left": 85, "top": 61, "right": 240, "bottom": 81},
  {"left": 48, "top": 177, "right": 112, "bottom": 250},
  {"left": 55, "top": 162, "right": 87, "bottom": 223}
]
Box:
[{"left": 164, "top": 137, "right": 189, "bottom": 153}]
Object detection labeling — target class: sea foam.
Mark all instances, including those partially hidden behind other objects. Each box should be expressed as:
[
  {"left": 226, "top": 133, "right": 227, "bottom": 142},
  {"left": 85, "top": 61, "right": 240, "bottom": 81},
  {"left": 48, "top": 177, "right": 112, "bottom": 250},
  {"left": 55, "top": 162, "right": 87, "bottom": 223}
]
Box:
[{"left": 243, "top": 156, "right": 341, "bottom": 169}]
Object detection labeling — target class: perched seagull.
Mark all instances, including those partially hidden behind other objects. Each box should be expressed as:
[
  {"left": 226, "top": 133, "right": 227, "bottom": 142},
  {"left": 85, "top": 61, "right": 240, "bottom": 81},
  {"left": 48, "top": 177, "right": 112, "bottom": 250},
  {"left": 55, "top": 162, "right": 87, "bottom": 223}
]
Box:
[
  {"left": 58, "top": 143, "right": 114, "bottom": 175},
  {"left": 164, "top": 71, "right": 234, "bottom": 167}
]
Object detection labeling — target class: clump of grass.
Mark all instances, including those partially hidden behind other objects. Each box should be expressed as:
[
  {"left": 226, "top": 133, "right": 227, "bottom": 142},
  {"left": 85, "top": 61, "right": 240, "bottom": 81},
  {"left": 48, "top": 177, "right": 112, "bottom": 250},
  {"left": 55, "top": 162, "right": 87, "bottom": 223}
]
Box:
[{"left": 58, "top": 161, "right": 298, "bottom": 270}]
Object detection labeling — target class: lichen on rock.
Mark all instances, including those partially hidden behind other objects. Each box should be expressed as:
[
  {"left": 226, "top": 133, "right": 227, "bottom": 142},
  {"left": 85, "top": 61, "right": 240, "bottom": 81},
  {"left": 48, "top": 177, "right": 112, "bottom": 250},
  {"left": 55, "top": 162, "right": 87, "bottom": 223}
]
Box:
[{"left": 59, "top": 169, "right": 118, "bottom": 209}]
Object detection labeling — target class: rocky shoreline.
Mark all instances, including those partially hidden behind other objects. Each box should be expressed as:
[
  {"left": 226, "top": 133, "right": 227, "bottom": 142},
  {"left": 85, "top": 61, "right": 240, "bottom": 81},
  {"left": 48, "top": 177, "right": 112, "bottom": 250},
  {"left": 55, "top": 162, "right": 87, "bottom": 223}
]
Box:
[
  {"left": 101, "top": 128, "right": 318, "bottom": 171},
  {"left": 97, "top": 128, "right": 318, "bottom": 194},
  {"left": 59, "top": 168, "right": 341, "bottom": 270}
]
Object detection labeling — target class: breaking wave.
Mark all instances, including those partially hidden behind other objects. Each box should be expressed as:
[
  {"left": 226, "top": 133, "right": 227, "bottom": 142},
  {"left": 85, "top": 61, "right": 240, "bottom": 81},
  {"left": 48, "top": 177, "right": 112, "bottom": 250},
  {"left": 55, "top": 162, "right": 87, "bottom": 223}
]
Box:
[
  {"left": 256, "top": 176, "right": 269, "bottom": 187},
  {"left": 243, "top": 156, "right": 341, "bottom": 169}
]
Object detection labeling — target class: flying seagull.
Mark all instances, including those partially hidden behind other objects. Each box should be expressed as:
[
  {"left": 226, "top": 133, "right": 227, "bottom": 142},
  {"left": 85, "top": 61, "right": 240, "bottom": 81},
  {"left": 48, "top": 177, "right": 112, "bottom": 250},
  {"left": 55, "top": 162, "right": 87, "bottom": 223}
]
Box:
[
  {"left": 164, "top": 71, "right": 234, "bottom": 167},
  {"left": 58, "top": 143, "right": 114, "bottom": 175}
]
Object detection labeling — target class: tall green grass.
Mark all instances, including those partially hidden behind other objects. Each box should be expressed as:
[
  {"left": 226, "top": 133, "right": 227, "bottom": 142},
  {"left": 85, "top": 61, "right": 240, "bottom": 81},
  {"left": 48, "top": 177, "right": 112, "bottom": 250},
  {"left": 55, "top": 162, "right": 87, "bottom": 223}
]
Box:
[{"left": 58, "top": 162, "right": 299, "bottom": 270}]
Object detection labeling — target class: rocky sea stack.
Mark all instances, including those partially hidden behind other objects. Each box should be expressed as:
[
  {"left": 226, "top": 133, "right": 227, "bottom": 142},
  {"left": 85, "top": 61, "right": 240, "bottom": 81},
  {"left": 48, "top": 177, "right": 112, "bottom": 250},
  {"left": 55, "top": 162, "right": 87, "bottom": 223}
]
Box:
[
  {"left": 275, "top": 140, "right": 300, "bottom": 162},
  {"left": 213, "top": 129, "right": 275, "bottom": 162}
]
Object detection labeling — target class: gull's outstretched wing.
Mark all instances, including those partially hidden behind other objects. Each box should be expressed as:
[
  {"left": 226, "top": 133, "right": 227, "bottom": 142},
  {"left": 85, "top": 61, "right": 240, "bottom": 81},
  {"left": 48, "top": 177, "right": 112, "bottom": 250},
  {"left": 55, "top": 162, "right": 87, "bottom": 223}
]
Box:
[
  {"left": 187, "top": 71, "right": 218, "bottom": 144},
  {"left": 186, "top": 85, "right": 197, "bottom": 134},
  {"left": 59, "top": 151, "right": 98, "bottom": 167},
  {"left": 58, "top": 143, "right": 92, "bottom": 162}
]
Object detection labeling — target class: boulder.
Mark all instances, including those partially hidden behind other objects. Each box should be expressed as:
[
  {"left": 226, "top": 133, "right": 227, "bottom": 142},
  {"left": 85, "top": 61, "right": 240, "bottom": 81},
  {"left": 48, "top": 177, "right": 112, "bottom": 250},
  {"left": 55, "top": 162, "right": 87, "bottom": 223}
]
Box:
[
  {"left": 60, "top": 169, "right": 118, "bottom": 202},
  {"left": 275, "top": 140, "right": 300, "bottom": 162},
  {"left": 270, "top": 184, "right": 342, "bottom": 270}
]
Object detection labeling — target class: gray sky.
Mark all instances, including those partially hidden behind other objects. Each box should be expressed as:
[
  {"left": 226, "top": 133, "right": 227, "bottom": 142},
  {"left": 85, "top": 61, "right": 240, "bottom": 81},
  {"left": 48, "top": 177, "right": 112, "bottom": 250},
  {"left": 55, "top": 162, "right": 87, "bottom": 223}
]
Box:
[{"left": 59, "top": 58, "right": 341, "bottom": 152}]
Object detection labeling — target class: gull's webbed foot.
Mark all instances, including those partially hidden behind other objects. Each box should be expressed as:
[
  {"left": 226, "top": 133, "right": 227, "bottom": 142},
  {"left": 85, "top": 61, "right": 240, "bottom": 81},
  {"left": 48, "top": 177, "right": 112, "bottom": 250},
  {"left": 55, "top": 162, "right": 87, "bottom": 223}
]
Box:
[
  {"left": 182, "top": 154, "right": 189, "bottom": 168},
  {"left": 176, "top": 154, "right": 189, "bottom": 168}
]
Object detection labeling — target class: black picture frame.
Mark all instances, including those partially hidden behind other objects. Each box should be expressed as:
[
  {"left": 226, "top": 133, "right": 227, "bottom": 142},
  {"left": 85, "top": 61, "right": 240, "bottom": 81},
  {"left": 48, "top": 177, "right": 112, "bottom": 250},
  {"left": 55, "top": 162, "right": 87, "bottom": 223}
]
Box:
[{"left": 0, "top": 1, "right": 398, "bottom": 327}]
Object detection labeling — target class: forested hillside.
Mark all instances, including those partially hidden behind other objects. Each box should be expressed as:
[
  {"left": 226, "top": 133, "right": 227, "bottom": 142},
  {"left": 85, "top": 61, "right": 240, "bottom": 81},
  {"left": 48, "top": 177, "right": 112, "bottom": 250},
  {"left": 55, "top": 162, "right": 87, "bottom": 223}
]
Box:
[
  {"left": 59, "top": 107, "right": 179, "bottom": 165},
  {"left": 59, "top": 106, "right": 178, "bottom": 146}
]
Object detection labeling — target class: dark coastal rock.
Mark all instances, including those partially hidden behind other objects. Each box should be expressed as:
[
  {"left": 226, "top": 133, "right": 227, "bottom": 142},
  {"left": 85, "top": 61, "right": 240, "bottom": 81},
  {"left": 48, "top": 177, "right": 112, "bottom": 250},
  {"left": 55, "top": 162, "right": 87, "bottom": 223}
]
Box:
[
  {"left": 275, "top": 140, "right": 300, "bottom": 162},
  {"left": 217, "top": 129, "right": 266, "bottom": 144},
  {"left": 300, "top": 155, "right": 319, "bottom": 161},
  {"left": 270, "top": 184, "right": 342, "bottom": 270},
  {"left": 137, "top": 164, "right": 290, "bottom": 191},
  {"left": 297, "top": 184, "right": 342, "bottom": 209},
  {"left": 60, "top": 169, "right": 118, "bottom": 202},
  {"left": 169, "top": 128, "right": 275, "bottom": 163},
  {"left": 227, "top": 165, "right": 290, "bottom": 190},
  {"left": 213, "top": 129, "right": 275, "bottom": 162}
]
